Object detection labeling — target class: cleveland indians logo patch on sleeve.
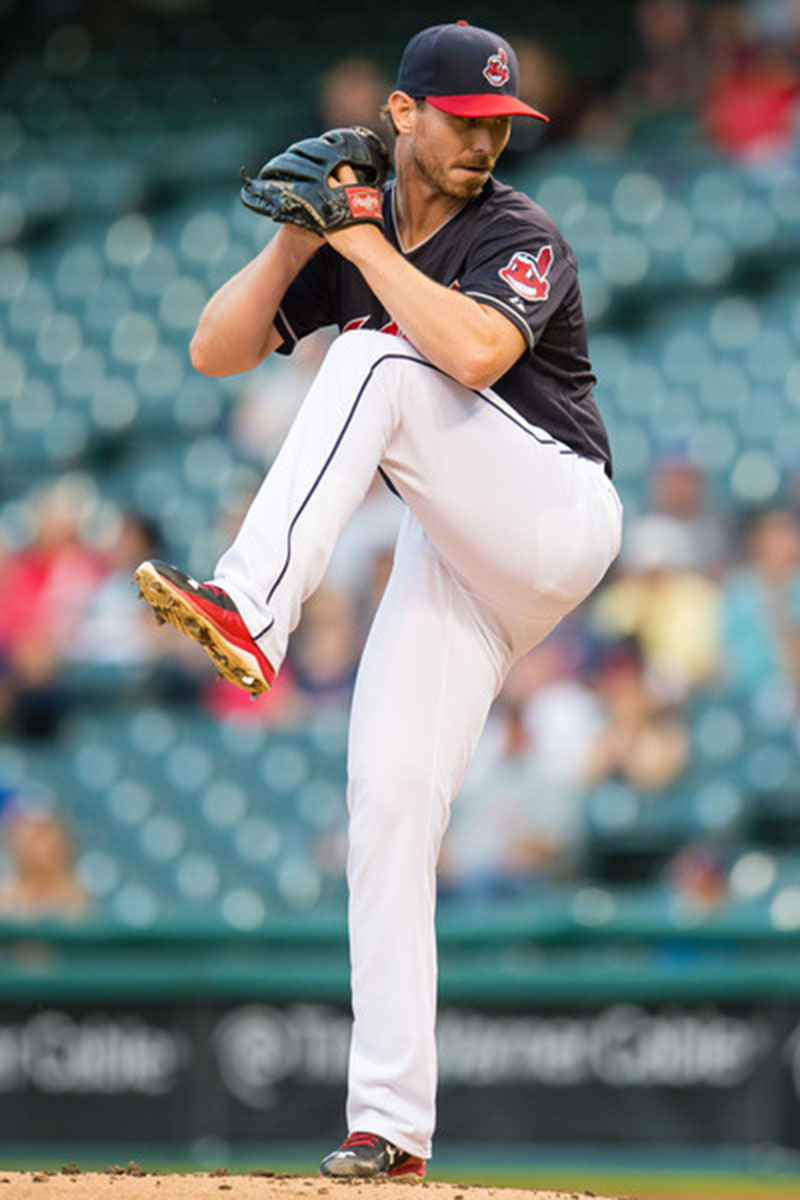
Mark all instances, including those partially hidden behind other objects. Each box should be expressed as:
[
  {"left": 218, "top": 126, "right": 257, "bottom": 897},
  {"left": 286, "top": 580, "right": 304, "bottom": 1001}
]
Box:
[
  {"left": 483, "top": 47, "right": 510, "bottom": 87},
  {"left": 498, "top": 245, "right": 554, "bottom": 302}
]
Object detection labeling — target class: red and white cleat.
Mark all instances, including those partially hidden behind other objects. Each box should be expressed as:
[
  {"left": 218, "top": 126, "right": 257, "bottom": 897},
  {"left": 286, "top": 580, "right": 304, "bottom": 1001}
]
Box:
[{"left": 134, "top": 559, "right": 275, "bottom": 698}]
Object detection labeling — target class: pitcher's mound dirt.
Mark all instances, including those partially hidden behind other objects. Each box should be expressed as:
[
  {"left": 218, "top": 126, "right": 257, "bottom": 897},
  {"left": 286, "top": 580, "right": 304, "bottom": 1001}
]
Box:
[{"left": 0, "top": 1168, "right": 622, "bottom": 1200}]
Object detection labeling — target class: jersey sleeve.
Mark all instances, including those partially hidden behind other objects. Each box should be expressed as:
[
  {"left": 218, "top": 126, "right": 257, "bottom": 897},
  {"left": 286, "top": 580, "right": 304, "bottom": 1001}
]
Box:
[
  {"left": 458, "top": 209, "right": 577, "bottom": 352},
  {"left": 273, "top": 244, "right": 340, "bottom": 355}
]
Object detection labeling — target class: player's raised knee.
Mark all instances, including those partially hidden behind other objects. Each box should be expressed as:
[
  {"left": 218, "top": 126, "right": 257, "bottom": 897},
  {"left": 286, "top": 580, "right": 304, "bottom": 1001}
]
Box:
[{"left": 324, "top": 328, "right": 409, "bottom": 372}]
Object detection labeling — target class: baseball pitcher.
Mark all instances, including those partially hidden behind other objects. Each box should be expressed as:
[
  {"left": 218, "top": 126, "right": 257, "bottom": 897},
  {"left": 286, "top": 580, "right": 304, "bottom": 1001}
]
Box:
[{"left": 135, "top": 21, "right": 622, "bottom": 1178}]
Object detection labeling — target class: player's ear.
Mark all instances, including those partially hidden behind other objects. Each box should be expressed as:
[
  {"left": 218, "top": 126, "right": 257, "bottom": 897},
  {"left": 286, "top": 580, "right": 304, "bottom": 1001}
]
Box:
[{"left": 388, "top": 91, "right": 417, "bottom": 137}]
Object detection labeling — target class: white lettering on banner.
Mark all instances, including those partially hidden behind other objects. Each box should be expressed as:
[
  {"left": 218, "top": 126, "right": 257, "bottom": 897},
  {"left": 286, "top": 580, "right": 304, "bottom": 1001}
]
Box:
[
  {"left": 436, "top": 1007, "right": 770, "bottom": 1088},
  {"left": 587, "top": 1005, "right": 770, "bottom": 1087},
  {"left": 0, "top": 1012, "right": 189, "bottom": 1095},
  {"left": 436, "top": 1013, "right": 590, "bottom": 1086},
  {"left": 212, "top": 1004, "right": 773, "bottom": 1109},
  {"left": 214, "top": 1005, "right": 351, "bottom": 1109}
]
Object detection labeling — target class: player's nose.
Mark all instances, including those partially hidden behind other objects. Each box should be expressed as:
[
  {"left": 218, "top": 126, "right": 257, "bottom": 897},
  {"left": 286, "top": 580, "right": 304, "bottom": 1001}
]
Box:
[
  {"left": 468, "top": 122, "right": 502, "bottom": 158},
  {"left": 469, "top": 124, "right": 494, "bottom": 152}
]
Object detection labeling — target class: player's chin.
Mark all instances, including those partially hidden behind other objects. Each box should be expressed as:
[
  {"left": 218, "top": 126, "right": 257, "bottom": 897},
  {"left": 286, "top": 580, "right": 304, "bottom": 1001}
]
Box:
[{"left": 449, "top": 169, "right": 490, "bottom": 198}]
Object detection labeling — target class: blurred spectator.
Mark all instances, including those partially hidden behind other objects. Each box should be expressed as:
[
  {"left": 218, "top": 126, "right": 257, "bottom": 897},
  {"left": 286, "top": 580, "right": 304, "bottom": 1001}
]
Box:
[
  {"left": 632, "top": 450, "right": 731, "bottom": 574},
  {"left": 203, "top": 661, "right": 300, "bottom": 725},
  {"left": 502, "top": 38, "right": 586, "bottom": 166},
  {"left": 0, "top": 477, "right": 105, "bottom": 655},
  {"left": 0, "top": 477, "right": 107, "bottom": 738},
  {"left": 501, "top": 634, "right": 605, "bottom": 786},
  {"left": 581, "top": 0, "right": 706, "bottom": 146},
  {"left": 702, "top": 1, "right": 800, "bottom": 168},
  {"left": 67, "top": 507, "right": 207, "bottom": 706},
  {"left": 0, "top": 783, "right": 14, "bottom": 822},
  {"left": 702, "top": 0, "right": 751, "bottom": 83},
  {"left": 582, "top": 637, "right": 691, "bottom": 793},
  {"left": 626, "top": 0, "right": 706, "bottom": 112},
  {"left": 720, "top": 508, "right": 800, "bottom": 699},
  {"left": 665, "top": 838, "right": 730, "bottom": 911},
  {"left": 69, "top": 509, "right": 163, "bottom": 666},
  {"left": 439, "top": 654, "right": 591, "bottom": 900},
  {"left": 229, "top": 329, "right": 334, "bottom": 467},
  {"left": 318, "top": 55, "right": 390, "bottom": 136},
  {"left": 590, "top": 514, "right": 721, "bottom": 695},
  {"left": 0, "top": 804, "right": 88, "bottom": 921},
  {"left": 745, "top": 0, "right": 800, "bottom": 44},
  {"left": 287, "top": 584, "right": 360, "bottom": 710}
]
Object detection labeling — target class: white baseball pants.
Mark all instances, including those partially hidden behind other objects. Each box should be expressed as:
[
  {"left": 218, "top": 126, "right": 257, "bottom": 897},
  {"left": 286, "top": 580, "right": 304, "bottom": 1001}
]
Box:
[{"left": 215, "top": 330, "right": 622, "bottom": 1158}]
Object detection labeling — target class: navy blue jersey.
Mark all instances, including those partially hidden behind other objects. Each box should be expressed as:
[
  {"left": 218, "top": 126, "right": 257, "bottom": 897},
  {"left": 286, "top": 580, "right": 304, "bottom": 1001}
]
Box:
[{"left": 274, "top": 176, "right": 612, "bottom": 475}]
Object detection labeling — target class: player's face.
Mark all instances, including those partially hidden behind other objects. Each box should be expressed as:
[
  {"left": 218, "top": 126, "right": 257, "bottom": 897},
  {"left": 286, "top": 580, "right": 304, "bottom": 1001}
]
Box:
[{"left": 408, "top": 104, "right": 512, "bottom": 199}]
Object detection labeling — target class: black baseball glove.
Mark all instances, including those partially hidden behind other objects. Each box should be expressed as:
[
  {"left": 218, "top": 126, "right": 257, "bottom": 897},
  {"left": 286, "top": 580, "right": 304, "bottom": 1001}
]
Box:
[{"left": 240, "top": 126, "right": 391, "bottom": 233}]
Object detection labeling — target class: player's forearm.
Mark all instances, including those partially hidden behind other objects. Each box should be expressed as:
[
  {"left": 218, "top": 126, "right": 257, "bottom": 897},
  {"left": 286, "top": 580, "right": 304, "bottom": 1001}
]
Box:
[
  {"left": 190, "top": 227, "right": 320, "bottom": 377},
  {"left": 333, "top": 229, "right": 513, "bottom": 389}
]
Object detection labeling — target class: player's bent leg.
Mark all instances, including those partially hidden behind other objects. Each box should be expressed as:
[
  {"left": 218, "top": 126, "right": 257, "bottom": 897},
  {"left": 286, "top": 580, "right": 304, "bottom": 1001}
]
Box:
[
  {"left": 380, "top": 373, "right": 623, "bottom": 630},
  {"left": 134, "top": 559, "right": 276, "bottom": 697},
  {"left": 212, "top": 331, "right": 441, "bottom": 669},
  {"left": 136, "top": 330, "right": 412, "bottom": 686}
]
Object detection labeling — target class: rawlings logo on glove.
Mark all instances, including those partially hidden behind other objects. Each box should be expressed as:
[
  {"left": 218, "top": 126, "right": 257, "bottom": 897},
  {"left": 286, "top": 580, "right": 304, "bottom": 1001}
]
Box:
[
  {"left": 345, "top": 186, "right": 383, "bottom": 221},
  {"left": 240, "top": 126, "right": 391, "bottom": 233}
]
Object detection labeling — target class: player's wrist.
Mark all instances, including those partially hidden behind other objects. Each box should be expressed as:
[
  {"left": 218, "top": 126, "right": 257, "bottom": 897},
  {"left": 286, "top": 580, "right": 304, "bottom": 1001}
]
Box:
[
  {"left": 267, "top": 223, "right": 323, "bottom": 271},
  {"left": 276, "top": 223, "right": 323, "bottom": 249},
  {"left": 324, "top": 222, "right": 387, "bottom": 264}
]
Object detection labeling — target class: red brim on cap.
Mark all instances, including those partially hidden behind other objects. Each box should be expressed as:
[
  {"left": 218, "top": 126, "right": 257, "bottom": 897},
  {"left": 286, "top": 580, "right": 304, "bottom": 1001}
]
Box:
[{"left": 426, "top": 94, "right": 549, "bottom": 121}]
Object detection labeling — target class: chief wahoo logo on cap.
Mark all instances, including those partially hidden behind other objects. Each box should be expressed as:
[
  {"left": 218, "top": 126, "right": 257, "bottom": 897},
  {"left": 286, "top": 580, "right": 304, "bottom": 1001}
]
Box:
[{"left": 483, "top": 47, "right": 510, "bottom": 88}]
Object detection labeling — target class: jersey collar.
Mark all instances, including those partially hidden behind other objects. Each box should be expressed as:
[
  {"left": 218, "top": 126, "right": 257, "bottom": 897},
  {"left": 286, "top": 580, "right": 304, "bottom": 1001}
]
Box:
[{"left": 388, "top": 180, "right": 485, "bottom": 255}]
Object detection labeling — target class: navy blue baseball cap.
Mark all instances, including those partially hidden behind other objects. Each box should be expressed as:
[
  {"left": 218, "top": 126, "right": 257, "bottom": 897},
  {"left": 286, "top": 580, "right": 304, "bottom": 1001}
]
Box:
[{"left": 395, "top": 21, "right": 549, "bottom": 121}]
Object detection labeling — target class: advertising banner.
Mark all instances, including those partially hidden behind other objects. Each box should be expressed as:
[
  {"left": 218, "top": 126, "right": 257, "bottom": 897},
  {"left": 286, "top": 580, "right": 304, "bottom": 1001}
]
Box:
[{"left": 1, "top": 1001, "right": 799, "bottom": 1147}]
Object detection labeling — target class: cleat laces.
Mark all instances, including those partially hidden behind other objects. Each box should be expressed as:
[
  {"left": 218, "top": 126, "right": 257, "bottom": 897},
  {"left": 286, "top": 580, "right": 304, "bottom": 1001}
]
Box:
[{"left": 341, "top": 1132, "right": 382, "bottom": 1149}]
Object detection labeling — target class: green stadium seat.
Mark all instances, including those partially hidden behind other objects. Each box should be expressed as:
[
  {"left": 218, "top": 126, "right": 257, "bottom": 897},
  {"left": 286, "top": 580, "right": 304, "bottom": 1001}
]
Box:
[
  {"left": 106, "top": 777, "right": 155, "bottom": 827},
  {"left": 219, "top": 885, "right": 266, "bottom": 929},
  {"left": 83, "top": 278, "right": 132, "bottom": 334},
  {"left": 681, "top": 229, "right": 734, "bottom": 287},
  {"left": 139, "top": 813, "right": 187, "bottom": 861},
  {"left": 174, "top": 851, "right": 221, "bottom": 902},
  {"left": 641, "top": 198, "right": 692, "bottom": 254},
  {"left": 200, "top": 778, "right": 249, "bottom": 828},
  {"left": 112, "top": 881, "right": 161, "bottom": 927},
  {"left": 747, "top": 330, "right": 794, "bottom": 384},
  {"left": 76, "top": 848, "right": 124, "bottom": 901},
  {"left": 691, "top": 702, "right": 746, "bottom": 763},
  {"left": 232, "top": 815, "right": 282, "bottom": 864},
  {"left": 275, "top": 855, "right": 324, "bottom": 911}
]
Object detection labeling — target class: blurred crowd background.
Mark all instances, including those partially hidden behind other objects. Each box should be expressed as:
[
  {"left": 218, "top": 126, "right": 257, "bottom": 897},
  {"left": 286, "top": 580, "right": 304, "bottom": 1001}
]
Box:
[{"left": 2, "top": 0, "right": 800, "bottom": 940}]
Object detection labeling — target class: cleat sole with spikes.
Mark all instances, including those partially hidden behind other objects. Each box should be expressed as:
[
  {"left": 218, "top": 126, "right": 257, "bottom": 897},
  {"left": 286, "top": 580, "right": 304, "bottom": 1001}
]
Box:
[{"left": 134, "top": 562, "right": 271, "bottom": 696}]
